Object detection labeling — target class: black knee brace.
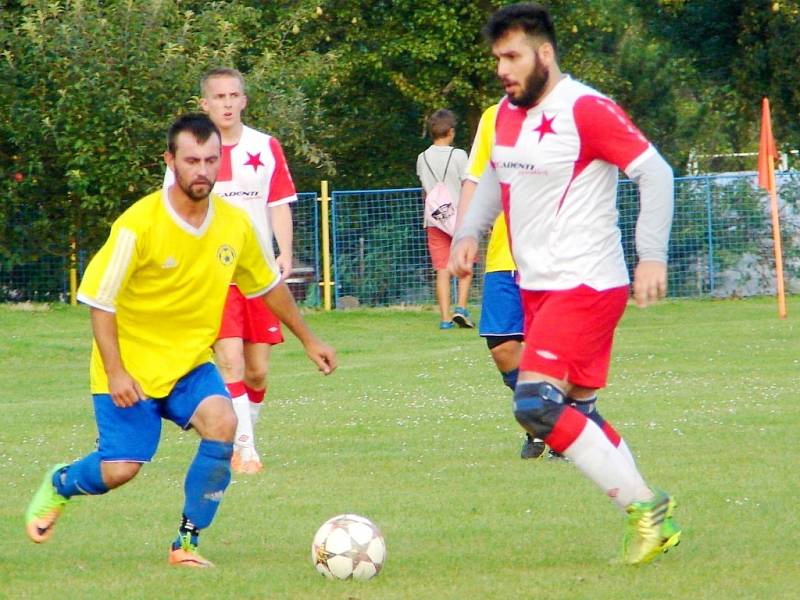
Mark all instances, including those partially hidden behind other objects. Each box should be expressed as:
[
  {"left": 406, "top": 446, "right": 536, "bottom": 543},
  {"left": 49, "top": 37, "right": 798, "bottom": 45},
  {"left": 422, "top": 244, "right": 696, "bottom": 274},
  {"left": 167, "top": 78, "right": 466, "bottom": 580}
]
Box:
[{"left": 513, "top": 381, "right": 567, "bottom": 439}]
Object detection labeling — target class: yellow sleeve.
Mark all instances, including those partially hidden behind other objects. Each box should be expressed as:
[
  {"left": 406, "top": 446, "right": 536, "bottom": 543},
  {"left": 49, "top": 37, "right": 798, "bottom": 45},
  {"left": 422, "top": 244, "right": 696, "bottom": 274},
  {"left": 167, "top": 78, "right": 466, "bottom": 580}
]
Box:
[
  {"left": 466, "top": 104, "right": 499, "bottom": 182},
  {"left": 234, "top": 216, "right": 281, "bottom": 298},
  {"left": 77, "top": 218, "right": 139, "bottom": 311}
]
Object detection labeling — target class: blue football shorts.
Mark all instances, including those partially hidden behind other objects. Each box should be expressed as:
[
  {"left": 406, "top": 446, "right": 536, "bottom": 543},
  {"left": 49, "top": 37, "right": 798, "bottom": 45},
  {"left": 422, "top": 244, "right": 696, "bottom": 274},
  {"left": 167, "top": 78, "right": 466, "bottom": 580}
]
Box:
[
  {"left": 92, "top": 362, "right": 229, "bottom": 462},
  {"left": 479, "top": 270, "right": 525, "bottom": 338}
]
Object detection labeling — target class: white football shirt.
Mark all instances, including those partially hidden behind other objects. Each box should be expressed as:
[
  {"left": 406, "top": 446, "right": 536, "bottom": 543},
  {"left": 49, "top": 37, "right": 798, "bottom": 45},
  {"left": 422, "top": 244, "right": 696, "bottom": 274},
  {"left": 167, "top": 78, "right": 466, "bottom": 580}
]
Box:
[{"left": 491, "top": 76, "right": 655, "bottom": 291}]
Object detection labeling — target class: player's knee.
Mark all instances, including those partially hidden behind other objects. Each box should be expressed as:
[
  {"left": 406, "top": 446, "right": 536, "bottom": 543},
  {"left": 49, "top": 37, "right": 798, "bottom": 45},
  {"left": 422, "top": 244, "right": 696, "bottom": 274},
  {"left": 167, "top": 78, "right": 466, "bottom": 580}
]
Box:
[
  {"left": 512, "top": 381, "right": 567, "bottom": 439},
  {"left": 194, "top": 395, "right": 238, "bottom": 442},
  {"left": 214, "top": 408, "right": 238, "bottom": 442},
  {"left": 487, "top": 337, "right": 522, "bottom": 371},
  {"left": 489, "top": 342, "right": 510, "bottom": 366},
  {"left": 244, "top": 366, "right": 268, "bottom": 389},
  {"left": 102, "top": 461, "right": 142, "bottom": 489}
]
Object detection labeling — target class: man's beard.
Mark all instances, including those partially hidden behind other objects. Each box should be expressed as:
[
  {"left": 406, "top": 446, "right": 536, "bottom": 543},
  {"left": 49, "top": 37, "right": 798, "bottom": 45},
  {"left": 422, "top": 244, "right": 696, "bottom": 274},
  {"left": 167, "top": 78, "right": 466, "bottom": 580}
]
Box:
[
  {"left": 175, "top": 169, "right": 214, "bottom": 202},
  {"left": 509, "top": 59, "right": 549, "bottom": 108}
]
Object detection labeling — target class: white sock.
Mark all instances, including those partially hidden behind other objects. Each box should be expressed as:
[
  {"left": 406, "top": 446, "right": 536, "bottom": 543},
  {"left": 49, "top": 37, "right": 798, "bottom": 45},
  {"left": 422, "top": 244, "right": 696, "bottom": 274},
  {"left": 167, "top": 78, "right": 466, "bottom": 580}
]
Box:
[
  {"left": 249, "top": 400, "right": 262, "bottom": 427},
  {"left": 616, "top": 438, "right": 637, "bottom": 470},
  {"left": 563, "top": 418, "right": 652, "bottom": 509},
  {"left": 231, "top": 393, "right": 256, "bottom": 461}
]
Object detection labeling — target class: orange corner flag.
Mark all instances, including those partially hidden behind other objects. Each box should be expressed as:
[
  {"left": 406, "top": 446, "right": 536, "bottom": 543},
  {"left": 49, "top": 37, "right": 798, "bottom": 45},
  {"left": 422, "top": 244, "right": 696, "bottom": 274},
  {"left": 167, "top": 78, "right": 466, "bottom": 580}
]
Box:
[
  {"left": 758, "top": 97, "right": 777, "bottom": 192},
  {"left": 758, "top": 97, "right": 787, "bottom": 319}
]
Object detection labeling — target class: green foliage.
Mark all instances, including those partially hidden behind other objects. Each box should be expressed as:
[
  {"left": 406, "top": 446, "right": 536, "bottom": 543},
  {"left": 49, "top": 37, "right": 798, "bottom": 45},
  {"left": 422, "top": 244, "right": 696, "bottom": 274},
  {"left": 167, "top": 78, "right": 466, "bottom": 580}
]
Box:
[
  {"left": 0, "top": 0, "right": 335, "bottom": 270},
  {"left": 313, "top": 0, "right": 800, "bottom": 186},
  {"left": 3, "top": 0, "right": 800, "bottom": 288}
]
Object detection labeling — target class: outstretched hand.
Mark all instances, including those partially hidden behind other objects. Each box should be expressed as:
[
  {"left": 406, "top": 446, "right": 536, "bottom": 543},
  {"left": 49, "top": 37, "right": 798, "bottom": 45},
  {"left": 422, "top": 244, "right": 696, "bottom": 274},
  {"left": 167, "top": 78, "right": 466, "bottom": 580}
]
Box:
[{"left": 632, "top": 260, "right": 667, "bottom": 308}]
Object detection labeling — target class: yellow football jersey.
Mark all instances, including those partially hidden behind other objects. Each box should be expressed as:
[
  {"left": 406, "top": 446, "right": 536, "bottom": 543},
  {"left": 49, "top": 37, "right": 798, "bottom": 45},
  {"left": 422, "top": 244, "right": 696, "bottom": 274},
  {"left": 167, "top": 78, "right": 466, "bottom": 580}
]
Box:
[
  {"left": 77, "top": 189, "right": 279, "bottom": 397},
  {"left": 466, "top": 104, "right": 516, "bottom": 273}
]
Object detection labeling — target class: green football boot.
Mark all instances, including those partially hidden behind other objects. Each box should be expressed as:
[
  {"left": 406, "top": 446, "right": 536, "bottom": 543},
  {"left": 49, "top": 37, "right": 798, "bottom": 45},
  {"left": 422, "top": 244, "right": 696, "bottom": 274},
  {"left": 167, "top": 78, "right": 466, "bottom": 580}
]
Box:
[
  {"left": 623, "top": 490, "right": 681, "bottom": 565},
  {"left": 25, "top": 463, "right": 70, "bottom": 543},
  {"left": 660, "top": 496, "right": 682, "bottom": 552}
]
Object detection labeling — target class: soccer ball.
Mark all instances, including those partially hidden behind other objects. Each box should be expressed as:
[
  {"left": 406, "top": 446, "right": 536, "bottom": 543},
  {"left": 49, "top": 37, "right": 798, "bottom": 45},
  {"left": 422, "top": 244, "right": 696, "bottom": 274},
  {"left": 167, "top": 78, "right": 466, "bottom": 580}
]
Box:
[{"left": 311, "top": 514, "right": 386, "bottom": 581}]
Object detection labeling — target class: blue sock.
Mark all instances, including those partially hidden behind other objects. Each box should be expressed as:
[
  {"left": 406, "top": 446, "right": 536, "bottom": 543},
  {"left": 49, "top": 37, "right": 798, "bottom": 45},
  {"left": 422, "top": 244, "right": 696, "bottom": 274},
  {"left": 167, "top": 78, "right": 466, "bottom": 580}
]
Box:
[
  {"left": 182, "top": 440, "right": 233, "bottom": 531},
  {"left": 53, "top": 452, "right": 109, "bottom": 498},
  {"left": 501, "top": 368, "right": 519, "bottom": 391}
]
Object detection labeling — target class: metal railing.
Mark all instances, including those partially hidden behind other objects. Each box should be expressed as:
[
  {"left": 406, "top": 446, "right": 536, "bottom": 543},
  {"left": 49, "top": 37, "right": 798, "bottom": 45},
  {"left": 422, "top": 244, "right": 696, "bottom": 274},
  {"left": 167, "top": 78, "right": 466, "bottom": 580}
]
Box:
[{"left": 2, "top": 172, "right": 798, "bottom": 307}]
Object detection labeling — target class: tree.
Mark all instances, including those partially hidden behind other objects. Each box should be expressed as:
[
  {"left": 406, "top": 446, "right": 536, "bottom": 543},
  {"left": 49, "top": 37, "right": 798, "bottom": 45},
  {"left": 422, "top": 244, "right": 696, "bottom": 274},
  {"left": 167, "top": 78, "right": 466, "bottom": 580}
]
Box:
[
  {"left": 309, "top": 0, "right": 734, "bottom": 187},
  {"left": 0, "top": 0, "right": 335, "bottom": 281}
]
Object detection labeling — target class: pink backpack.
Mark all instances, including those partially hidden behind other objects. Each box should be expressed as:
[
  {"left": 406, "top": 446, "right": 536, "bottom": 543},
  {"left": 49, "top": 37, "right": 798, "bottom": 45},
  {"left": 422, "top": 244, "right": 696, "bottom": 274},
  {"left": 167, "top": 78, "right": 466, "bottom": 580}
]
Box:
[{"left": 422, "top": 149, "right": 456, "bottom": 236}]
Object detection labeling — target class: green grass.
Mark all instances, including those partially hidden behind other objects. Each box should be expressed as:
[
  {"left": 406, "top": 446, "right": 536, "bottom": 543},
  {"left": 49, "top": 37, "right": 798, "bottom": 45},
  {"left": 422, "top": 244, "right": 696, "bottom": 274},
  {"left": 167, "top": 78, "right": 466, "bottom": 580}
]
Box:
[{"left": 1, "top": 298, "right": 798, "bottom": 599}]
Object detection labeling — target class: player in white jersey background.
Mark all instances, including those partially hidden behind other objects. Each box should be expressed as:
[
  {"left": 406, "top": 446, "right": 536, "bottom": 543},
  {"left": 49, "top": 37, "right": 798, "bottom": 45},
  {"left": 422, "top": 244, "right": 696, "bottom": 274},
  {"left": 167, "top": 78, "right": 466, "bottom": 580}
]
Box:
[
  {"left": 451, "top": 3, "right": 681, "bottom": 565},
  {"left": 165, "top": 68, "right": 297, "bottom": 474}
]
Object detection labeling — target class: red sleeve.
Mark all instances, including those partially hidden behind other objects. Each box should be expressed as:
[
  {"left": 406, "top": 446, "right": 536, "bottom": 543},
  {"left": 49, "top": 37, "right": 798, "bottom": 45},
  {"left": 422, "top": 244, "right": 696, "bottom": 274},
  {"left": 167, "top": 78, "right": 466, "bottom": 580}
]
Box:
[
  {"left": 573, "top": 95, "right": 651, "bottom": 171},
  {"left": 267, "top": 137, "right": 297, "bottom": 204}
]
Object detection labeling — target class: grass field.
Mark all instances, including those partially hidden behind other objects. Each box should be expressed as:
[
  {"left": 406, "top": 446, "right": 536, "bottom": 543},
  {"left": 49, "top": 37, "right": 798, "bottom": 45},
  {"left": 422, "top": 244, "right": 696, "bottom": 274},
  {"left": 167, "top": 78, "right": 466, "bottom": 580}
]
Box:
[{"left": 1, "top": 297, "right": 798, "bottom": 599}]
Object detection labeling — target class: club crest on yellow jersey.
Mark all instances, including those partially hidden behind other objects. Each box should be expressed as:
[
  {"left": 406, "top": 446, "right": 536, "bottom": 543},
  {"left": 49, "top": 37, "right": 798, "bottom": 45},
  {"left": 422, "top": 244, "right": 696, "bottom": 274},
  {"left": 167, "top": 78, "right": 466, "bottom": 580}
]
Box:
[{"left": 217, "top": 245, "right": 236, "bottom": 266}]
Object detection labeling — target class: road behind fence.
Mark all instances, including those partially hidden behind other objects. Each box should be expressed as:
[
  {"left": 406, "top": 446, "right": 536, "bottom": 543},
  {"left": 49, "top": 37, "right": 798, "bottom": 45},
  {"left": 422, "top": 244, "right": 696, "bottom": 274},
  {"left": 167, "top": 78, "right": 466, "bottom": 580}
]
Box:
[{"left": 2, "top": 172, "right": 799, "bottom": 307}]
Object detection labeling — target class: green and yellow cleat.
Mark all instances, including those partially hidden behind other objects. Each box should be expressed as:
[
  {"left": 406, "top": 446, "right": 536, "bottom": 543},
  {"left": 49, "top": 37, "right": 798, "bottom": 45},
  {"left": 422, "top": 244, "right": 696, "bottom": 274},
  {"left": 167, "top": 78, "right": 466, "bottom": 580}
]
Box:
[
  {"left": 623, "top": 490, "right": 681, "bottom": 565},
  {"left": 25, "top": 463, "right": 70, "bottom": 543},
  {"left": 660, "top": 497, "right": 682, "bottom": 552}
]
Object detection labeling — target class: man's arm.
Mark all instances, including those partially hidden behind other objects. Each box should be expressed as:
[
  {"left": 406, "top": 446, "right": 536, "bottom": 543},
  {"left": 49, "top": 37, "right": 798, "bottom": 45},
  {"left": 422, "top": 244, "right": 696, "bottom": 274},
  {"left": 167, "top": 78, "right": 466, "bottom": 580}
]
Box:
[
  {"left": 90, "top": 308, "right": 146, "bottom": 407},
  {"left": 261, "top": 282, "right": 336, "bottom": 375},
  {"left": 449, "top": 167, "right": 503, "bottom": 278},
  {"left": 456, "top": 180, "right": 477, "bottom": 230},
  {"left": 626, "top": 152, "right": 674, "bottom": 308},
  {"left": 269, "top": 202, "right": 293, "bottom": 280},
  {"left": 453, "top": 165, "right": 503, "bottom": 243},
  {"left": 457, "top": 104, "right": 497, "bottom": 229}
]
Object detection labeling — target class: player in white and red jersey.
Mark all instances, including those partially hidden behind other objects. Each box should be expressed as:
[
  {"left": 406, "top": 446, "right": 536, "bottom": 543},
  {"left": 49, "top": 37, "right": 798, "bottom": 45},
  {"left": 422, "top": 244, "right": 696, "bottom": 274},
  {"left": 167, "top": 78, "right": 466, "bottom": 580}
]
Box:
[
  {"left": 451, "top": 3, "right": 681, "bottom": 565},
  {"left": 165, "top": 68, "right": 297, "bottom": 474}
]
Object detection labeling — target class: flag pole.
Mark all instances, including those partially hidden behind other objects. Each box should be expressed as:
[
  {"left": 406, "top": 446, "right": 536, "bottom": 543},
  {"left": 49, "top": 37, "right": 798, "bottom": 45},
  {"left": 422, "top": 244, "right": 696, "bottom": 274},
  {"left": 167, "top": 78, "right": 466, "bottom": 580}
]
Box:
[
  {"left": 767, "top": 155, "right": 787, "bottom": 319},
  {"left": 758, "top": 97, "right": 787, "bottom": 319}
]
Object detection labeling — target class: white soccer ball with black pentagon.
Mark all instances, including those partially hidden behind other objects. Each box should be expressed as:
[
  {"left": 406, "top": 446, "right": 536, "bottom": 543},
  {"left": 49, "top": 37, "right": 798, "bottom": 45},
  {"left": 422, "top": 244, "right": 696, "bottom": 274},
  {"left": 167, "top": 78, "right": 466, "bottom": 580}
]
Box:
[{"left": 311, "top": 514, "right": 386, "bottom": 581}]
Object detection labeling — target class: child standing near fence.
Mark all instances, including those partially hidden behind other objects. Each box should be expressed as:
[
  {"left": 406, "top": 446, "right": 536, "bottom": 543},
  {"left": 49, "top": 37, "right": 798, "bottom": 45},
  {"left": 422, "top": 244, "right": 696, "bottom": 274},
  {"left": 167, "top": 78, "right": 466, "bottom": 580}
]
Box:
[{"left": 415, "top": 109, "right": 472, "bottom": 330}]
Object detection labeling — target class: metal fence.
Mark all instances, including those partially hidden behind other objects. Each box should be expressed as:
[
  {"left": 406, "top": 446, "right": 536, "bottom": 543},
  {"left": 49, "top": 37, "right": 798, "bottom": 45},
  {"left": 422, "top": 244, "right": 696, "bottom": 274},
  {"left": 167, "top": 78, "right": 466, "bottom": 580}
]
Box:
[
  {"left": 332, "top": 187, "right": 433, "bottom": 308},
  {"left": 286, "top": 191, "right": 320, "bottom": 307},
  {"left": 2, "top": 172, "right": 799, "bottom": 306},
  {"left": 330, "top": 173, "right": 800, "bottom": 307}
]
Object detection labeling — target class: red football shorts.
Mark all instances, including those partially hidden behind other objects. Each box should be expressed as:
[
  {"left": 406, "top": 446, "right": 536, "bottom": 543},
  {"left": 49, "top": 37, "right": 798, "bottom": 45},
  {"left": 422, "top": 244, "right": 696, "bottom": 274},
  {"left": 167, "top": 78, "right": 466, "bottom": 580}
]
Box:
[
  {"left": 519, "top": 284, "right": 629, "bottom": 389},
  {"left": 426, "top": 226, "right": 452, "bottom": 270},
  {"left": 217, "top": 285, "right": 284, "bottom": 345}
]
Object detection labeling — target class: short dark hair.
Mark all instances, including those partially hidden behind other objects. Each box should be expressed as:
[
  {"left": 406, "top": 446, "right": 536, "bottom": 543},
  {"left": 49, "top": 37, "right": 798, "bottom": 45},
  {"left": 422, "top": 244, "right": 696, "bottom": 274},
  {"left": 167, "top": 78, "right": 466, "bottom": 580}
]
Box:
[
  {"left": 483, "top": 3, "right": 558, "bottom": 55},
  {"left": 427, "top": 109, "right": 457, "bottom": 140},
  {"left": 167, "top": 113, "right": 221, "bottom": 155}
]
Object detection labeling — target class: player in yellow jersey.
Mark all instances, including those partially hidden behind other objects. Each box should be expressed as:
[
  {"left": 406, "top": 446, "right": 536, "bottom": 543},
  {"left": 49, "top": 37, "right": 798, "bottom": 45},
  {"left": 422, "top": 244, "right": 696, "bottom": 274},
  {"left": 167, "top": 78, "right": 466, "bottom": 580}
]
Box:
[
  {"left": 457, "top": 104, "right": 547, "bottom": 459},
  {"left": 25, "top": 114, "right": 336, "bottom": 568}
]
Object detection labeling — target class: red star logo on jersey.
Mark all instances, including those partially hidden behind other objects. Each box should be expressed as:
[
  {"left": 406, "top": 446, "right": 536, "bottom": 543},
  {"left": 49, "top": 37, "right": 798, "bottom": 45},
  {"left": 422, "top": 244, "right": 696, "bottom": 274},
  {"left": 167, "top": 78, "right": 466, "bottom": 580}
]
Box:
[
  {"left": 244, "top": 152, "right": 264, "bottom": 172},
  {"left": 533, "top": 113, "right": 556, "bottom": 142}
]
